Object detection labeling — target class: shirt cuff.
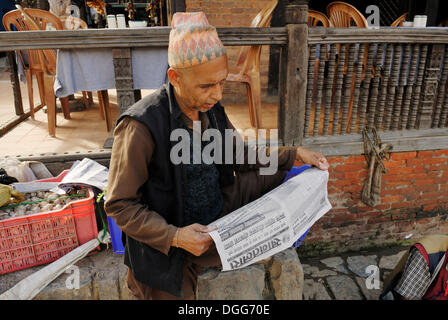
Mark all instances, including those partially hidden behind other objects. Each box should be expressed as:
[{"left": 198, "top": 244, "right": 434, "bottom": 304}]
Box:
[{"left": 164, "top": 224, "right": 179, "bottom": 254}]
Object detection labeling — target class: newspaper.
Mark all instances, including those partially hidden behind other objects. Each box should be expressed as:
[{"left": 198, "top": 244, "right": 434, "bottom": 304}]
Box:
[{"left": 208, "top": 167, "right": 332, "bottom": 271}]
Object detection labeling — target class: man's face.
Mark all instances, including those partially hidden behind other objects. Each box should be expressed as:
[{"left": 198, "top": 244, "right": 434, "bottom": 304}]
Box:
[{"left": 168, "top": 55, "right": 229, "bottom": 113}]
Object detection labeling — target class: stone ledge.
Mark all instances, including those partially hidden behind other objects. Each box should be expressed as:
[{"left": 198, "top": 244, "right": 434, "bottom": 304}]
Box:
[
  {"left": 197, "top": 248, "right": 304, "bottom": 300},
  {"left": 1, "top": 248, "right": 304, "bottom": 300}
]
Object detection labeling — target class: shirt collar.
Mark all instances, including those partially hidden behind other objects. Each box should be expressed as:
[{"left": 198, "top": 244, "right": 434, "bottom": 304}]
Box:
[{"left": 167, "top": 82, "right": 183, "bottom": 121}]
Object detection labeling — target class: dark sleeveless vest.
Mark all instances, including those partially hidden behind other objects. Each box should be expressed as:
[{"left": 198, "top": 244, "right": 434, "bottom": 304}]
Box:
[{"left": 115, "top": 83, "right": 235, "bottom": 297}]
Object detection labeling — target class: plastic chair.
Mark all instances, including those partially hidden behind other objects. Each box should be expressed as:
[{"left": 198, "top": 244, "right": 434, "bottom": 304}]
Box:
[
  {"left": 3, "top": 7, "right": 70, "bottom": 133},
  {"left": 308, "top": 9, "right": 332, "bottom": 28},
  {"left": 326, "top": 1, "right": 368, "bottom": 28},
  {"left": 391, "top": 13, "right": 407, "bottom": 27},
  {"left": 225, "top": 0, "right": 278, "bottom": 129}
]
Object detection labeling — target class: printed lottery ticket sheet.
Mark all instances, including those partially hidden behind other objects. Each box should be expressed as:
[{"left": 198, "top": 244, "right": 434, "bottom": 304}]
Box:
[{"left": 208, "top": 168, "right": 332, "bottom": 271}]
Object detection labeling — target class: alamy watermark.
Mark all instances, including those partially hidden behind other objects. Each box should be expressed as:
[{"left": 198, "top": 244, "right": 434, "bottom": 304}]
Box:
[
  {"left": 366, "top": 5, "right": 380, "bottom": 29},
  {"left": 365, "top": 265, "right": 381, "bottom": 290},
  {"left": 65, "top": 265, "right": 80, "bottom": 290},
  {"left": 170, "top": 121, "right": 279, "bottom": 175}
]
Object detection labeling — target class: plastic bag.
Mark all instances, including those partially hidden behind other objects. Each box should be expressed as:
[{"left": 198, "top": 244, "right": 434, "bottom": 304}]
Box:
[
  {"left": 0, "top": 159, "right": 36, "bottom": 182},
  {"left": 0, "top": 159, "right": 53, "bottom": 182}
]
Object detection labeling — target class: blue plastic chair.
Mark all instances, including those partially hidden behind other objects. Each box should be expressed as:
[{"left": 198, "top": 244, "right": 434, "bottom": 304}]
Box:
[{"left": 107, "top": 164, "right": 313, "bottom": 254}]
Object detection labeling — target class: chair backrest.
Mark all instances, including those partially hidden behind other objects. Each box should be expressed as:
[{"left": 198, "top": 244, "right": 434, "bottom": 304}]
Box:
[
  {"left": 234, "top": 0, "right": 278, "bottom": 74},
  {"left": 326, "top": 1, "right": 368, "bottom": 28},
  {"left": 59, "top": 16, "right": 88, "bottom": 30},
  {"left": 3, "top": 8, "right": 63, "bottom": 74},
  {"left": 308, "top": 9, "right": 332, "bottom": 27},
  {"left": 391, "top": 13, "right": 407, "bottom": 27}
]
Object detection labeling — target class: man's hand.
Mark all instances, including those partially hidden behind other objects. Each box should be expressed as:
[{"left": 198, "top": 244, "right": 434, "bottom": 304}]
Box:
[
  {"left": 172, "top": 223, "right": 216, "bottom": 256},
  {"left": 296, "top": 147, "right": 330, "bottom": 170}
]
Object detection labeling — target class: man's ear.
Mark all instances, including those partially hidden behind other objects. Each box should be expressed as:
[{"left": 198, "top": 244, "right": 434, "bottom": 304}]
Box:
[{"left": 167, "top": 68, "right": 181, "bottom": 87}]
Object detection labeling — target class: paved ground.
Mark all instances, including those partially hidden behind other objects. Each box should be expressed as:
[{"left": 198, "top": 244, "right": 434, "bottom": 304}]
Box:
[{"left": 298, "top": 245, "right": 409, "bottom": 300}]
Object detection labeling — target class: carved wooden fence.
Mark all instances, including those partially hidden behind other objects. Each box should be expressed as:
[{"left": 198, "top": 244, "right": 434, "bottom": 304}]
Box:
[{"left": 301, "top": 28, "right": 448, "bottom": 155}]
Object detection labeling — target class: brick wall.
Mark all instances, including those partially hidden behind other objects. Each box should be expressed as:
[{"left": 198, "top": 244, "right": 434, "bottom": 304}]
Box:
[
  {"left": 185, "top": 0, "right": 275, "bottom": 104},
  {"left": 297, "top": 149, "right": 448, "bottom": 256}
]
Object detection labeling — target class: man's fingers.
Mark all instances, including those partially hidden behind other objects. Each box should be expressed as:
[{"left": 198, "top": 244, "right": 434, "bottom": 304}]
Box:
[
  {"left": 318, "top": 157, "right": 330, "bottom": 170},
  {"left": 193, "top": 223, "right": 216, "bottom": 233}
]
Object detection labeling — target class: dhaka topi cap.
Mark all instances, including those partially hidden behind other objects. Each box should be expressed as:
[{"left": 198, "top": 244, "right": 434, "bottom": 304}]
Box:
[{"left": 168, "top": 12, "right": 226, "bottom": 69}]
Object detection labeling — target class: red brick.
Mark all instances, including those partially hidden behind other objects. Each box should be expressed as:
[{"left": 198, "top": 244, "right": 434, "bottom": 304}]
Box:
[
  {"left": 334, "top": 163, "right": 367, "bottom": 172},
  {"left": 344, "top": 155, "right": 366, "bottom": 164},
  {"left": 330, "top": 180, "right": 353, "bottom": 188},
  {"left": 423, "top": 158, "right": 447, "bottom": 165},
  {"left": 406, "top": 159, "right": 424, "bottom": 167},
  {"left": 367, "top": 215, "right": 391, "bottom": 224},
  {"left": 391, "top": 152, "right": 417, "bottom": 160},
  {"left": 391, "top": 201, "right": 414, "bottom": 210},
  {"left": 382, "top": 195, "right": 405, "bottom": 203},
  {"left": 418, "top": 191, "right": 446, "bottom": 199},
  {"left": 434, "top": 149, "right": 448, "bottom": 157},
  {"left": 383, "top": 181, "right": 411, "bottom": 189},
  {"left": 373, "top": 203, "right": 392, "bottom": 211},
  {"left": 428, "top": 164, "right": 446, "bottom": 172},
  {"left": 382, "top": 187, "right": 415, "bottom": 197},
  {"left": 417, "top": 150, "right": 435, "bottom": 158},
  {"left": 415, "top": 199, "right": 440, "bottom": 206},
  {"left": 423, "top": 204, "right": 439, "bottom": 211},
  {"left": 414, "top": 184, "right": 438, "bottom": 193},
  {"left": 344, "top": 170, "right": 367, "bottom": 179},
  {"left": 384, "top": 160, "right": 406, "bottom": 168},
  {"left": 326, "top": 157, "right": 344, "bottom": 164},
  {"left": 413, "top": 178, "right": 435, "bottom": 186},
  {"left": 407, "top": 173, "right": 430, "bottom": 181},
  {"left": 387, "top": 167, "right": 415, "bottom": 175},
  {"left": 343, "top": 184, "right": 364, "bottom": 193}
]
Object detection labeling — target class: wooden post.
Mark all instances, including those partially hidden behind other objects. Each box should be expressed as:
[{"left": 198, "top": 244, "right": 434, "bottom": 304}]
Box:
[
  {"left": 103, "top": 48, "right": 137, "bottom": 148},
  {"left": 112, "top": 48, "right": 136, "bottom": 115},
  {"left": 7, "top": 52, "right": 24, "bottom": 116},
  {"left": 278, "top": 0, "right": 308, "bottom": 146},
  {"left": 417, "top": 44, "right": 444, "bottom": 129}
]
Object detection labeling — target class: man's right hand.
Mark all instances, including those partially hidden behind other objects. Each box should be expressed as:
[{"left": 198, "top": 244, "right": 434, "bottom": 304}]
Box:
[{"left": 172, "top": 223, "right": 216, "bottom": 256}]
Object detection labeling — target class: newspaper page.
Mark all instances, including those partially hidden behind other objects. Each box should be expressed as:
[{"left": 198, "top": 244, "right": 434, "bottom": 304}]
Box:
[{"left": 208, "top": 167, "right": 332, "bottom": 271}]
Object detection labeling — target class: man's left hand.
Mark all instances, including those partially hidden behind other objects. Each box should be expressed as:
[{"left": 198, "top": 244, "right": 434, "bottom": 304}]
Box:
[{"left": 296, "top": 147, "right": 329, "bottom": 170}]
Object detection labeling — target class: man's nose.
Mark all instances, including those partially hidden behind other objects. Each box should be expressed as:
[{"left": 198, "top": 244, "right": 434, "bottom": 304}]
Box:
[{"left": 210, "top": 83, "right": 223, "bottom": 101}]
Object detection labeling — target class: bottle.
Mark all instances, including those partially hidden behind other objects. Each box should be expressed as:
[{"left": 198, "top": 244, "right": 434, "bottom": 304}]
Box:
[
  {"left": 107, "top": 15, "right": 117, "bottom": 28},
  {"left": 116, "top": 14, "right": 126, "bottom": 28}
]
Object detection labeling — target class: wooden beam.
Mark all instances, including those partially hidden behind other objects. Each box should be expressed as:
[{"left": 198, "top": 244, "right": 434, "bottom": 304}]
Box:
[
  {"left": 0, "top": 28, "right": 288, "bottom": 51},
  {"left": 308, "top": 27, "right": 448, "bottom": 44},
  {"left": 0, "top": 104, "right": 45, "bottom": 137},
  {"left": 301, "top": 128, "right": 448, "bottom": 156},
  {"left": 6, "top": 52, "right": 24, "bottom": 116}
]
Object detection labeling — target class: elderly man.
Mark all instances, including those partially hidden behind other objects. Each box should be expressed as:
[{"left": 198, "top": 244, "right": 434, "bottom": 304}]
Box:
[{"left": 105, "top": 12, "right": 329, "bottom": 300}]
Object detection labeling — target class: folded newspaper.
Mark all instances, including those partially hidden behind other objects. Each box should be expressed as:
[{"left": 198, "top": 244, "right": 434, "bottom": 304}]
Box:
[
  {"left": 208, "top": 167, "right": 332, "bottom": 271},
  {"left": 54, "top": 158, "right": 109, "bottom": 194}
]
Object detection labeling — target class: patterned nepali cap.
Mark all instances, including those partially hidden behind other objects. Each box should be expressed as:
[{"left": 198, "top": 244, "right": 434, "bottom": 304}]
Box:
[{"left": 168, "top": 12, "right": 226, "bottom": 68}]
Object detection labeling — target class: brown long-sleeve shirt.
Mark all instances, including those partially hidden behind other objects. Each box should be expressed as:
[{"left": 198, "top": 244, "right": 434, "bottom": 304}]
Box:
[{"left": 104, "top": 111, "right": 297, "bottom": 256}]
